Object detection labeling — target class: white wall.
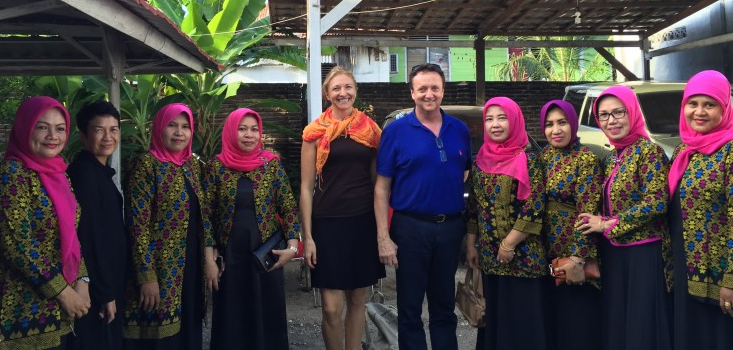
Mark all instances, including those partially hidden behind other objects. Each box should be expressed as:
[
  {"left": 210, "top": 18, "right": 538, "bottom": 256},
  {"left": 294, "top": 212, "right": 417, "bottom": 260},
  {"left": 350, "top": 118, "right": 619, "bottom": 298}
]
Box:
[
  {"left": 224, "top": 46, "right": 392, "bottom": 84},
  {"left": 223, "top": 64, "right": 307, "bottom": 84}
]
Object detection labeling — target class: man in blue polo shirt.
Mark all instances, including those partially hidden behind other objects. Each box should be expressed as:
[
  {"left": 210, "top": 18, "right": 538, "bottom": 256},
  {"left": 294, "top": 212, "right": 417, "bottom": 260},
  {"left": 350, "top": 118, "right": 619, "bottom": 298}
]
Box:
[{"left": 374, "top": 63, "right": 471, "bottom": 350}]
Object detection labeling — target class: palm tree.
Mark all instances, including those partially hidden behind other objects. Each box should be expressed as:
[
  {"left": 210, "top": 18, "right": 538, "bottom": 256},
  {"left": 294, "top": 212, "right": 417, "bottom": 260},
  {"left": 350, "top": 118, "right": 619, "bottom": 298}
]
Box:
[{"left": 494, "top": 36, "right": 613, "bottom": 82}]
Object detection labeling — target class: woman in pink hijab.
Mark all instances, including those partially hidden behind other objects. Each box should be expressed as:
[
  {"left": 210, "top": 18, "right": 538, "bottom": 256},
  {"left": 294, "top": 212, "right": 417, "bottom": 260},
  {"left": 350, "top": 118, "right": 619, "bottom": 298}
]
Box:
[
  {"left": 576, "top": 86, "right": 671, "bottom": 350},
  {"left": 0, "top": 96, "right": 91, "bottom": 349},
  {"left": 668, "top": 70, "right": 733, "bottom": 350},
  {"left": 122, "top": 103, "right": 213, "bottom": 350},
  {"left": 466, "top": 97, "right": 549, "bottom": 350},
  {"left": 203, "top": 108, "right": 300, "bottom": 350}
]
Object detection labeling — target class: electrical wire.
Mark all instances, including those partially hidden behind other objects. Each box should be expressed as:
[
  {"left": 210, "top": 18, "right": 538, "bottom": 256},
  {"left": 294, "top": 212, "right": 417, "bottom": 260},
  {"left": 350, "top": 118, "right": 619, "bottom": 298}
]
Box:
[{"left": 188, "top": 0, "right": 439, "bottom": 37}]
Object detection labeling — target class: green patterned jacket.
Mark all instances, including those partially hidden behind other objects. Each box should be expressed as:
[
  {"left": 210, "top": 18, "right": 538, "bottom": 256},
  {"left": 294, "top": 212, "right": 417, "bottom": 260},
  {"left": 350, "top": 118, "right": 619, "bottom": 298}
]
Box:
[
  {"left": 122, "top": 153, "right": 213, "bottom": 339},
  {"left": 202, "top": 158, "right": 300, "bottom": 250},
  {"left": 0, "top": 160, "right": 88, "bottom": 350}
]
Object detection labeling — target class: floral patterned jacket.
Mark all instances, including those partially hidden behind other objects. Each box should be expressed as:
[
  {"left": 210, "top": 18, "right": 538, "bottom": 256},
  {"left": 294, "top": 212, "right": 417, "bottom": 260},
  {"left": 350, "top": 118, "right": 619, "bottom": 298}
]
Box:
[
  {"left": 468, "top": 151, "right": 547, "bottom": 278},
  {"left": 0, "top": 160, "right": 88, "bottom": 350},
  {"left": 540, "top": 141, "right": 602, "bottom": 260},
  {"left": 122, "top": 153, "right": 213, "bottom": 339},
  {"left": 671, "top": 141, "right": 733, "bottom": 301},
  {"left": 600, "top": 138, "right": 669, "bottom": 246},
  {"left": 202, "top": 158, "right": 299, "bottom": 250}
]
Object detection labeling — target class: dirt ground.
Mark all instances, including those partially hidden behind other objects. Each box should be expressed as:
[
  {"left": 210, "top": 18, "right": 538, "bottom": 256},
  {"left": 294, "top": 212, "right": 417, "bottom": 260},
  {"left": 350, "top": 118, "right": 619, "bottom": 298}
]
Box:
[{"left": 203, "top": 262, "right": 477, "bottom": 349}]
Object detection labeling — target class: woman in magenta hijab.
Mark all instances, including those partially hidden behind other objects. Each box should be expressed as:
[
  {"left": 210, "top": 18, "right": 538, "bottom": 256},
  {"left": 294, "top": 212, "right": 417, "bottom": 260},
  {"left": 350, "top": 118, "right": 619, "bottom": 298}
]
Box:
[
  {"left": 539, "top": 100, "right": 602, "bottom": 350},
  {"left": 122, "top": 103, "right": 213, "bottom": 350},
  {"left": 0, "top": 96, "right": 91, "bottom": 349},
  {"left": 668, "top": 70, "right": 733, "bottom": 350},
  {"left": 203, "top": 108, "right": 299, "bottom": 350},
  {"left": 576, "top": 86, "right": 671, "bottom": 350},
  {"left": 465, "top": 97, "right": 549, "bottom": 350}
]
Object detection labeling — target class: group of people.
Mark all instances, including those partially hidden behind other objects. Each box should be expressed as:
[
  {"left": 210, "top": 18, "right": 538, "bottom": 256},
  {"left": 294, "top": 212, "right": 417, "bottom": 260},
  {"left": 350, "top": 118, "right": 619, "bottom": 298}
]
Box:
[{"left": 0, "top": 62, "right": 731, "bottom": 350}]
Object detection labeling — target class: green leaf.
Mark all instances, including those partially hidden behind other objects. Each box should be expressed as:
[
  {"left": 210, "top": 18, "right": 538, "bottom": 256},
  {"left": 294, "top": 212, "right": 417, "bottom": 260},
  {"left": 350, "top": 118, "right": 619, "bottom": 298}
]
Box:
[
  {"left": 207, "top": 0, "right": 249, "bottom": 54},
  {"left": 186, "top": 1, "right": 214, "bottom": 50},
  {"left": 321, "top": 46, "right": 337, "bottom": 56},
  {"left": 149, "top": 0, "right": 184, "bottom": 26}
]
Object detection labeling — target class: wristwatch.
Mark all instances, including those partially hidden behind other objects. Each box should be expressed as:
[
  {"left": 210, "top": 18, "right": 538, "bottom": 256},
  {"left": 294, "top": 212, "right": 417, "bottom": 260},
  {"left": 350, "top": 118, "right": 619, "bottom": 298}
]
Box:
[
  {"left": 78, "top": 276, "right": 91, "bottom": 283},
  {"left": 288, "top": 245, "right": 298, "bottom": 254}
]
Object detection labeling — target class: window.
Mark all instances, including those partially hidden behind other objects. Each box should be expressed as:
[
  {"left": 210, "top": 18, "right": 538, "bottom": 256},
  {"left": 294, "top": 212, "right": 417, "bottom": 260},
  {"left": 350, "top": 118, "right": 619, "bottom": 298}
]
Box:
[{"left": 390, "top": 54, "right": 398, "bottom": 73}]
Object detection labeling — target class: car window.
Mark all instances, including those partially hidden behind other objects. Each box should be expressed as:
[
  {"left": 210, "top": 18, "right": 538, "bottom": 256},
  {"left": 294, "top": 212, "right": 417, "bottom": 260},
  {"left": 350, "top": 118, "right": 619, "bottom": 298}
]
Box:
[
  {"left": 564, "top": 89, "right": 585, "bottom": 115},
  {"left": 582, "top": 97, "right": 599, "bottom": 128},
  {"left": 637, "top": 92, "right": 682, "bottom": 134}
]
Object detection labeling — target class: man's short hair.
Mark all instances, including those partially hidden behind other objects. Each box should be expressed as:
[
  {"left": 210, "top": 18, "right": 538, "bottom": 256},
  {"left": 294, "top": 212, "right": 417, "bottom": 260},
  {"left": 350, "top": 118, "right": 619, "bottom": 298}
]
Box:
[
  {"left": 76, "top": 100, "right": 121, "bottom": 136},
  {"left": 408, "top": 63, "right": 445, "bottom": 90}
]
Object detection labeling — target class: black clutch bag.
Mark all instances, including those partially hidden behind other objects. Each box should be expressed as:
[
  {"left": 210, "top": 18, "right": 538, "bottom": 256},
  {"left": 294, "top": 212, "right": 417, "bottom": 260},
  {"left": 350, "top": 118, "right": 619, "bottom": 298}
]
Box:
[{"left": 252, "top": 230, "right": 286, "bottom": 273}]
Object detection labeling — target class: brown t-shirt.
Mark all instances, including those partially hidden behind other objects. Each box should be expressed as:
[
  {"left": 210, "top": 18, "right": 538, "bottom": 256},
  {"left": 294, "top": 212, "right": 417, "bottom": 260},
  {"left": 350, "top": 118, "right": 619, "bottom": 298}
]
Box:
[{"left": 312, "top": 136, "right": 375, "bottom": 218}]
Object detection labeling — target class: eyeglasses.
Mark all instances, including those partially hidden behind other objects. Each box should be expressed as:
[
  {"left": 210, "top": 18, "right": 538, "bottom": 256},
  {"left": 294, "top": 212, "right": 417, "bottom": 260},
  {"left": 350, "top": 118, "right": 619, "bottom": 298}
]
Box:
[
  {"left": 436, "top": 137, "right": 447, "bottom": 162},
  {"left": 597, "top": 108, "right": 627, "bottom": 121},
  {"left": 411, "top": 63, "right": 443, "bottom": 73}
]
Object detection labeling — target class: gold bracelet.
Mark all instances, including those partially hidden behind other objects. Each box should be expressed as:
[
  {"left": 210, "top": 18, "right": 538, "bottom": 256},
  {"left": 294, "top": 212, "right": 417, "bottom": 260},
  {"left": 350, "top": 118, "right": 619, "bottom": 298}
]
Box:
[
  {"left": 568, "top": 256, "right": 586, "bottom": 266},
  {"left": 499, "top": 240, "right": 515, "bottom": 252}
]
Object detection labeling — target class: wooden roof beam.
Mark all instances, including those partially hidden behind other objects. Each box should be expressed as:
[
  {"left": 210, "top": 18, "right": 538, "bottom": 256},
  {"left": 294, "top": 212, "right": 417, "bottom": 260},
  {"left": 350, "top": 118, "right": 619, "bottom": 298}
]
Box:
[
  {"left": 60, "top": 34, "right": 103, "bottom": 66},
  {"left": 0, "top": 0, "right": 65, "bottom": 21},
  {"left": 59, "top": 0, "right": 206, "bottom": 72},
  {"left": 594, "top": 46, "right": 639, "bottom": 81},
  {"left": 478, "top": 0, "right": 530, "bottom": 37},
  {"left": 414, "top": 8, "right": 432, "bottom": 31},
  {"left": 447, "top": 0, "right": 478, "bottom": 30},
  {"left": 534, "top": 9, "right": 565, "bottom": 31}
]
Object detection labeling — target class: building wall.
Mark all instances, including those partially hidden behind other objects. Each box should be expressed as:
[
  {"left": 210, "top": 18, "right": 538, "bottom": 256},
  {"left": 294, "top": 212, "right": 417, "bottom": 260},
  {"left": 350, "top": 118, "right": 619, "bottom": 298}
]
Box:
[
  {"left": 389, "top": 47, "right": 407, "bottom": 83},
  {"left": 617, "top": 1, "right": 733, "bottom": 81}
]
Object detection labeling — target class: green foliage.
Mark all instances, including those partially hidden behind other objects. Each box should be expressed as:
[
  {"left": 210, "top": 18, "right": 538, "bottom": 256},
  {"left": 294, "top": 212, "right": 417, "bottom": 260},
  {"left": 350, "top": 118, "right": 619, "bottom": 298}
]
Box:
[
  {"left": 0, "top": 76, "right": 32, "bottom": 125},
  {"left": 238, "top": 46, "right": 308, "bottom": 71},
  {"left": 493, "top": 36, "right": 612, "bottom": 82}
]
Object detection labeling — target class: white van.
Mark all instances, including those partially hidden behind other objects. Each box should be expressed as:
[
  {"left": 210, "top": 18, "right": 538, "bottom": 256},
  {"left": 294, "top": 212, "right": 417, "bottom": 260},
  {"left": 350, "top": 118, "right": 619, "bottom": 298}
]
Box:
[{"left": 563, "top": 81, "right": 685, "bottom": 158}]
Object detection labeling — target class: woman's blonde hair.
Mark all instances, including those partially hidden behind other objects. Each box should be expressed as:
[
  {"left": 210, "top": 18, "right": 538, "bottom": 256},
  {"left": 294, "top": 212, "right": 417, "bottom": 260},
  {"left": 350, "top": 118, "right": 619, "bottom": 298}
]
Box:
[{"left": 322, "top": 66, "right": 357, "bottom": 97}]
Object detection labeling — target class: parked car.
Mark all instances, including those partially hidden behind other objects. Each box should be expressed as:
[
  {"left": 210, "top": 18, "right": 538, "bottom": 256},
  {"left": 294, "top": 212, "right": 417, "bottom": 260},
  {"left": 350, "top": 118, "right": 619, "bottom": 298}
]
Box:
[
  {"left": 563, "top": 81, "right": 685, "bottom": 158},
  {"left": 382, "top": 105, "right": 544, "bottom": 155}
]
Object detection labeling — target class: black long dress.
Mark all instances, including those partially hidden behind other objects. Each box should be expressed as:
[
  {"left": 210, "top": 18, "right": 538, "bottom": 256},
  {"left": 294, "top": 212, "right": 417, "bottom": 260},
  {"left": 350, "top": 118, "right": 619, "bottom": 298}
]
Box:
[
  {"left": 67, "top": 150, "right": 128, "bottom": 350},
  {"left": 670, "top": 190, "right": 733, "bottom": 350},
  {"left": 209, "top": 177, "right": 289, "bottom": 350}
]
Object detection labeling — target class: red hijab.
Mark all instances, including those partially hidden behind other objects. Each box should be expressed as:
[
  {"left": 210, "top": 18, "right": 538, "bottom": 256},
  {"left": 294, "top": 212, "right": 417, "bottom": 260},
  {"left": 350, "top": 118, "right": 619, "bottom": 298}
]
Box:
[
  {"left": 475, "top": 97, "right": 531, "bottom": 200},
  {"left": 592, "top": 86, "right": 651, "bottom": 149},
  {"left": 149, "top": 103, "right": 194, "bottom": 165},
  {"left": 4, "top": 96, "right": 80, "bottom": 284},
  {"left": 668, "top": 70, "right": 733, "bottom": 195},
  {"left": 216, "top": 108, "right": 279, "bottom": 172}
]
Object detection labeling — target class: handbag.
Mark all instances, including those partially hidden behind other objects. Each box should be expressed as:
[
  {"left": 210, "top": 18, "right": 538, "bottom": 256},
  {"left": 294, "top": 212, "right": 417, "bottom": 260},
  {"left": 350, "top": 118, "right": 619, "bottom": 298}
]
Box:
[
  {"left": 455, "top": 266, "right": 485, "bottom": 328},
  {"left": 549, "top": 257, "right": 600, "bottom": 286},
  {"left": 252, "top": 230, "right": 286, "bottom": 273}
]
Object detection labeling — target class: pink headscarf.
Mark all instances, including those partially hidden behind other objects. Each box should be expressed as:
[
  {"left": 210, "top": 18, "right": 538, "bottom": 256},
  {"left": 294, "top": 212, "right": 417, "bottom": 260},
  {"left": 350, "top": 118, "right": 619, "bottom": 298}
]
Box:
[
  {"left": 475, "top": 97, "right": 531, "bottom": 200},
  {"left": 149, "top": 103, "right": 194, "bottom": 165},
  {"left": 668, "top": 70, "right": 733, "bottom": 195},
  {"left": 540, "top": 100, "right": 580, "bottom": 146},
  {"left": 4, "top": 96, "right": 80, "bottom": 284},
  {"left": 216, "top": 108, "right": 279, "bottom": 172},
  {"left": 592, "top": 86, "right": 651, "bottom": 149}
]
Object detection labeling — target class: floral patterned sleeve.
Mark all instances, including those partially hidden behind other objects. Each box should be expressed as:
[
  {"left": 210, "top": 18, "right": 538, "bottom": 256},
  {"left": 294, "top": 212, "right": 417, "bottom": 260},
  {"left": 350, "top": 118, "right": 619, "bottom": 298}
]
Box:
[
  {"left": 0, "top": 162, "right": 68, "bottom": 298},
  {"left": 271, "top": 160, "right": 300, "bottom": 240},
  {"left": 125, "top": 156, "right": 158, "bottom": 284},
  {"left": 572, "top": 151, "right": 601, "bottom": 258},
  {"left": 513, "top": 152, "right": 545, "bottom": 235},
  {"left": 604, "top": 143, "right": 669, "bottom": 242}
]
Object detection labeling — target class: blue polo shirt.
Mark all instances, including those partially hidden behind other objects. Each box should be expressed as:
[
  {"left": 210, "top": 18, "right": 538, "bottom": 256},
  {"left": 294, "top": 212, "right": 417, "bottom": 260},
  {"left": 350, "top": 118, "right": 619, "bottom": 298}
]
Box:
[{"left": 377, "top": 108, "right": 471, "bottom": 215}]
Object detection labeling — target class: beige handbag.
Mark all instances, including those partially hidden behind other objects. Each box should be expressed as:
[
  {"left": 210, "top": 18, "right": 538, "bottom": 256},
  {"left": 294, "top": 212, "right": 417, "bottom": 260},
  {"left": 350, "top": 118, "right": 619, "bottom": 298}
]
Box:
[{"left": 455, "top": 266, "right": 485, "bottom": 328}]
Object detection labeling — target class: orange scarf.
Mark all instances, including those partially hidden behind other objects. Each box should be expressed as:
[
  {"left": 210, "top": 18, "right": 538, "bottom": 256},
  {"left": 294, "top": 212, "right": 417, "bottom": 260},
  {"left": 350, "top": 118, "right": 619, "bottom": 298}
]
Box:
[{"left": 302, "top": 107, "right": 381, "bottom": 175}]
